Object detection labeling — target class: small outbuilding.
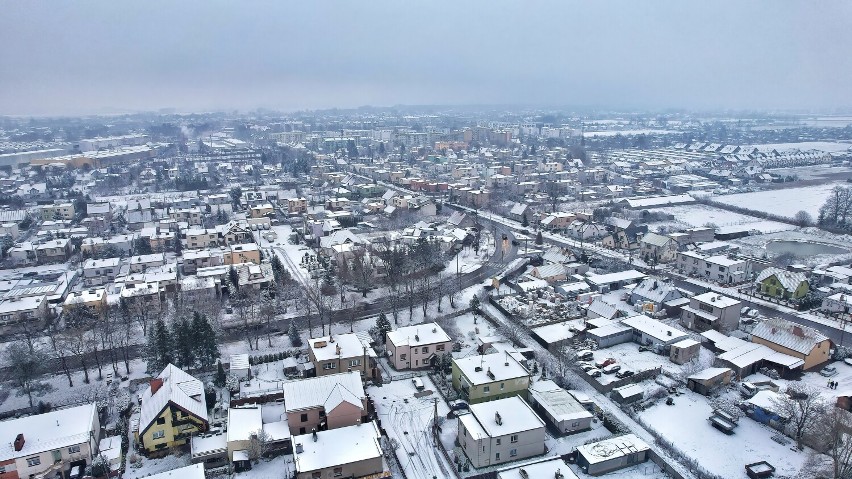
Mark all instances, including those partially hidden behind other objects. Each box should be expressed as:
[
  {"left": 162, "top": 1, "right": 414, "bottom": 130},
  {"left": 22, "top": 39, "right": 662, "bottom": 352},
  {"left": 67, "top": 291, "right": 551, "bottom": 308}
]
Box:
[
  {"left": 576, "top": 434, "right": 650, "bottom": 476},
  {"left": 687, "top": 367, "right": 733, "bottom": 396},
  {"left": 669, "top": 338, "right": 700, "bottom": 365},
  {"left": 230, "top": 353, "right": 251, "bottom": 380},
  {"left": 611, "top": 384, "right": 644, "bottom": 404}
]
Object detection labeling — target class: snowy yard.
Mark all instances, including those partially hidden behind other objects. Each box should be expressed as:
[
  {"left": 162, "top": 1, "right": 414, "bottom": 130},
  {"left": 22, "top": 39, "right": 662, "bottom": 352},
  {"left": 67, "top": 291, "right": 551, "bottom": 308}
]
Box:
[
  {"left": 646, "top": 203, "right": 796, "bottom": 233},
  {"left": 714, "top": 182, "right": 846, "bottom": 219},
  {"left": 639, "top": 389, "right": 810, "bottom": 478}
]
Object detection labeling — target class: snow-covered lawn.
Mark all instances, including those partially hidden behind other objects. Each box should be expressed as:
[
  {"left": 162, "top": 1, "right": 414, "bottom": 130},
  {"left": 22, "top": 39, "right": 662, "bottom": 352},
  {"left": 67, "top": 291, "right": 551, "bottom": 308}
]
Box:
[
  {"left": 234, "top": 455, "right": 296, "bottom": 479},
  {"left": 714, "top": 182, "right": 845, "bottom": 219},
  {"left": 646, "top": 203, "right": 795, "bottom": 233},
  {"left": 639, "top": 389, "right": 810, "bottom": 478},
  {"left": 124, "top": 452, "right": 191, "bottom": 479}
]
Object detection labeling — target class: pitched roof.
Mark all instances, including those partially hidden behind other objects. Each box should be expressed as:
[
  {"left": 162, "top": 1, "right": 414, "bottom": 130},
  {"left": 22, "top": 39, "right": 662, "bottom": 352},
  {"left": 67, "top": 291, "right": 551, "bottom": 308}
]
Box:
[
  {"left": 460, "top": 396, "right": 544, "bottom": 439},
  {"left": 756, "top": 267, "right": 808, "bottom": 292},
  {"left": 0, "top": 404, "right": 97, "bottom": 462},
  {"left": 386, "top": 322, "right": 451, "bottom": 347},
  {"left": 751, "top": 318, "right": 828, "bottom": 355},
  {"left": 139, "top": 364, "right": 208, "bottom": 436},
  {"left": 631, "top": 278, "right": 682, "bottom": 304},
  {"left": 324, "top": 383, "right": 363, "bottom": 412},
  {"left": 293, "top": 422, "right": 382, "bottom": 474},
  {"left": 641, "top": 232, "right": 674, "bottom": 247},
  {"left": 282, "top": 371, "right": 366, "bottom": 413}
]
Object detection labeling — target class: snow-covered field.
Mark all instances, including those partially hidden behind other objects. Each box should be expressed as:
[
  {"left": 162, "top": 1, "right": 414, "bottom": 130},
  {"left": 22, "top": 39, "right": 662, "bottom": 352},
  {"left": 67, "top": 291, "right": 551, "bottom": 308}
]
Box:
[
  {"left": 714, "top": 182, "right": 845, "bottom": 219},
  {"left": 639, "top": 390, "right": 810, "bottom": 478},
  {"left": 647, "top": 204, "right": 796, "bottom": 233},
  {"left": 730, "top": 228, "right": 852, "bottom": 265}
]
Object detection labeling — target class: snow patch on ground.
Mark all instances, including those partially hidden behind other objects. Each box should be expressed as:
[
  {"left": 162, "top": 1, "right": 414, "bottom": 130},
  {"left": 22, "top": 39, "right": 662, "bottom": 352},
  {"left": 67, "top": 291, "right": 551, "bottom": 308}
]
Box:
[{"left": 714, "top": 182, "right": 845, "bottom": 219}]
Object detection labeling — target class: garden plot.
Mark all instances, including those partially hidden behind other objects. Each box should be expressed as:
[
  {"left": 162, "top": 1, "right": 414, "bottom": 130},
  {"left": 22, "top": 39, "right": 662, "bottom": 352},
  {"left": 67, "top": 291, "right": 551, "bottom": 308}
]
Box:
[
  {"left": 646, "top": 203, "right": 795, "bottom": 233},
  {"left": 714, "top": 182, "right": 845, "bottom": 219},
  {"left": 639, "top": 389, "right": 810, "bottom": 478}
]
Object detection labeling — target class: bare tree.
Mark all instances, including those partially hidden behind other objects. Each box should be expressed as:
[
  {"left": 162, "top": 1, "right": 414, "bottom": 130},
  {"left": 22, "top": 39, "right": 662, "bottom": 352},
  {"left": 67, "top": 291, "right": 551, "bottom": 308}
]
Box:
[
  {"left": 247, "top": 428, "right": 271, "bottom": 463},
  {"left": 794, "top": 210, "right": 813, "bottom": 227},
  {"left": 5, "top": 342, "right": 54, "bottom": 409},
  {"left": 349, "top": 249, "right": 376, "bottom": 298},
  {"left": 809, "top": 406, "right": 852, "bottom": 478},
  {"left": 772, "top": 383, "right": 826, "bottom": 450}
]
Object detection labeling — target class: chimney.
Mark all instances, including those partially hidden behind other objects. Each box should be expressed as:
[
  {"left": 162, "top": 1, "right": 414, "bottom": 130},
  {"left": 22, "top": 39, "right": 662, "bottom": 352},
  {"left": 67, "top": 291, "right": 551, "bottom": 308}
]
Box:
[
  {"left": 793, "top": 326, "right": 804, "bottom": 338},
  {"left": 150, "top": 378, "right": 164, "bottom": 395},
  {"left": 495, "top": 412, "right": 502, "bottom": 425},
  {"left": 13, "top": 433, "right": 24, "bottom": 452},
  {"left": 295, "top": 443, "right": 303, "bottom": 454}
]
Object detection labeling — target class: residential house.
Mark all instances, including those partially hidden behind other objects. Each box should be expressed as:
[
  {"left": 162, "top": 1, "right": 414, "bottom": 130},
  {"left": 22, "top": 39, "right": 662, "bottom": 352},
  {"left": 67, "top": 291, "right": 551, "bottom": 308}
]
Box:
[
  {"left": 639, "top": 232, "right": 678, "bottom": 264},
  {"left": 224, "top": 243, "right": 261, "bottom": 265},
  {"left": 680, "top": 292, "right": 741, "bottom": 333},
  {"left": 621, "top": 315, "right": 689, "bottom": 350},
  {"left": 452, "top": 352, "right": 530, "bottom": 404},
  {"left": 137, "top": 364, "right": 209, "bottom": 454},
  {"left": 292, "top": 422, "right": 386, "bottom": 479},
  {"left": 756, "top": 267, "right": 809, "bottom": 300},
  {"left": 63, "top": 288, "right": 107, "bottom": 316},
  {"left": 750, "top": 318, "right": 831, "bottom": 370},
  {"left": 629, "top": 278, "right": 683, "bottom": 313},
  {"left": 386, "top": 322, "right": 452, "bottom": 370},
  {"left": 457, "top": 396, "right": 546, "bottom": 468},
  {"left": 39, "top": 202, "right": 75, "bottom": 221},
  {"left": 129, "top": 253, "right": 166, "bottom": 273},
  {"left": 182, "top": 249, "right": 224, "bottom": 275},
  {"left": 82, "top": 257, "right": 121, "bottom": 287},
  {"left": 530, "top": 264, "right": 568, "bottom": 284},
  {"left": 184, "top": 228, "right": 221, "bottom": 249},
  {"left": 0, "top": 294, "right": 48, "bottom": 333},
  {"left": 308, "top": 333, "right": 378, "bottom": 379},
  {"left": 281, "top": 371, "right": 368, "bottom": 436},
  {"left": 0, "top": 404, "right": 100, "bottom": 479}
]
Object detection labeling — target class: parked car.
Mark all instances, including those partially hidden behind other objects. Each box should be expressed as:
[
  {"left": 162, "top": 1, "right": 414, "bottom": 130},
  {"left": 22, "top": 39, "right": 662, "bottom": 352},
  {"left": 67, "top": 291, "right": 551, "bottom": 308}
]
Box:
[
  {"left": 587, "top": 368, "right": 602, "bottom": 378},
  {"left": 412, "top": 378, "right": 425, "bottom": 390},
  {"left": 576, "top": 350, "right": 594, "bottom": 361},
  {"left": 595, "top": 358, "right": 616, "bottom": 369},
  {"left": 579, "top": 363, "right": 596, "bottom": 372},
  {"left": 450, "top": 401, "right": 469, "bottom": 411},
  {"left": 602, "top": 364, "right": 622, "bottom": 374},
  {"left": 615, "top": 370, "right": 635, "bottom": 379},
  {"left": 845, "top": 358, "right": 852, "bottom": 367},
  {"left": 820, "top": 366, "right": 838, "bottom": 377}
]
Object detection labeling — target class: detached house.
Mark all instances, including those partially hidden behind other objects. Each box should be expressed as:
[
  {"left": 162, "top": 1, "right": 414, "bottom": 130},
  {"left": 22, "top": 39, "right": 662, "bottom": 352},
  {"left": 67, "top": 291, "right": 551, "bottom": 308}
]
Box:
[
  {"left": 308, "top": 333, "right": 378, "bottom": 379},
  {"left": 0, "top": 404, "right": 100, "bottom": 479},
  {"left": 292, "top": 422, "right": 386, "bottom": 479},
  {"left": 756, "top": 267, "right": 809, "bottom": 301},
  {"left": 137, "top": 364, "right": 209, "bottom": 455},
  {"left": 750, "top": 318, "right": 831, "bottom": 370},
  {"left": 458, "top": 396, "right": 546, "bottom": 468},
  {"left": 452, "top": 352, "right": 530, "bottom": 404},
  {"left": 639, "top": 232, "right": 678, "bottom": 264},
  {"left": 680, "top": 292, "right": 741, "bottom": 333},
  {"left": 281, "top": 371, "right": 368, "bottom": 436},
  {"left": 386, "top": 322, "right": 452, "bottom": 370}
]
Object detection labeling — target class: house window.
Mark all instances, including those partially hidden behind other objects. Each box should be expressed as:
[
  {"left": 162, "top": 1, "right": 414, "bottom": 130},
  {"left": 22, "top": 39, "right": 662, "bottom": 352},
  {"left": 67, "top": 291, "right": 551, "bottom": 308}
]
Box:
[
  {"left": 312, "top": 473, "right": 321, "bottom": 479},
  {"left": 400, "top": 354, "right": 407, "bottom": 361},
  {"left": 0, "top": 465, "right": 5, "bottom": 473},
  {"left": 27, "top": 457, "right": 41, "bottom": 467},
  {"left": 157, "top": 417, "right": 166, "bottom": 425},
  {"left": 496, "top": 438, "right": 501, "bottom": 445},
  {"left": 301, "top": 413, "right": 308, "bottom": 422},
  {"left": 323, "top": 363, "right": 337, "bottom": 370},
  {"left": 422, "top": 347, "right": 429, "bottom": 354},
  {"left": 152, "top": 430, "right": 165, "bottom": 440},
  {"left": 333, "top": 467, "right": 343, "bottom": 477},
  {"left": 495, "top": 452, "right": 501, "bottom": 461},
  {"left": 510, "top": 434, "right": 518, "bottom": 443},
  {"left": 510, "top": 448, "right": 518, "bottom": 457},
  {"left": 349, "top": 359, "right": 360, "bottom": 367},
  {"left": 437, "top": 344, "right": 445, "bottom": 352},
  {"left": 572, "top": 421, "right": 579, "bottom": 427},
  {"left": 500, "top": 383, "right": 505, "bottom": 390},
  {"left": 68, "top": 445, "right": 81, "bottom": 454},
  {"left": 483, "top": 386, "right": 490, "bottom": 393}
]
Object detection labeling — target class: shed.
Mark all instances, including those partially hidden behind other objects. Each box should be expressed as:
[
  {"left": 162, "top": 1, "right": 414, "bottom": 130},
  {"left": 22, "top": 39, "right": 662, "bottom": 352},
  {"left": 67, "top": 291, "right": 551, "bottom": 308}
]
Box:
[
  {"left": 576, "top": 434, "right": 650, "bottom": 476},
  {"left": 687, "top": 367, "right": 733, "bottom": 395},
  {"left": 611, "top": 384, "right": 643, "bottom": 404},
  {"left": 230, "top": 353, "right": 251, "bottom": 379},
  {"left": 587, "top": 323, "right": 633, "bottom": 348},
  {"left": 528, "top": 380, "right": 594, "bottom": 434},
  {"left": 669, "top": 338, "right": 700, "bottom": 365}
]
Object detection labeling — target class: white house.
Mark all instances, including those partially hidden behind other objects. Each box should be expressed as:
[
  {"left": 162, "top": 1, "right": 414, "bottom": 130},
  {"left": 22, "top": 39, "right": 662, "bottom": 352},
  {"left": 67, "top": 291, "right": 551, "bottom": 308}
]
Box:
[
  {"left": 458, "top": 396, "right": 546, "bottom": 468},
  {"left": 681, "top": 292, "right": 741, "bottom": 333}
]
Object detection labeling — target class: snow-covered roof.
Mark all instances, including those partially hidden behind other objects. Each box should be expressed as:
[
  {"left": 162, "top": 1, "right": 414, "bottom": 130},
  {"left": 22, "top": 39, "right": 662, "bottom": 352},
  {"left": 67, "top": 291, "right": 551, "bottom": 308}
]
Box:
[
  {"left": 309, "top": 333, "right": 376, "bottom": 361},
  {"left": 621, "top": 315, "right": 688, "bottom": 343},
  {"left": 497, "top": 458, "right": 580, "bottom": 479},
  {"left": 692, "top": 292, "right": 740, "bottom": 309},
  {"left": 755, "top": 267, "right": 808, "bottom": 292},
  {"left": 751, "top": 318, "right": 828, "bottom": 355},
  {"left": 528, "top": 380, "right": 593, "bottom": 423},
  {"left": 587, "top": 299, "right": 619, "bottom": 319},
  {"left": 145, "top": 464, "right": 206, "bottom": 479},
  {"left": 293, "top": 422, "right": 382, "bottom": 474},
  {"left": 585, "top": 269, "right": 646, "bottom": 286},
  {"left": 139, "top": 364, "right": 208, "bottom": 437},
  {"left": 688, "top": 367, "right": 732, "bottom": 382},
  {"left": 230, "top": 354, "right": 250, "bottom": 371},
  {"left": 453, "top": 352, "right": 529, "bottom": 385},
  {"left": 0, "top": 404, "right": 97, "bottom": 462},
  {"left": 531, "top": 322, "right": 577, "bottom": 344},
  {"left": 386, "top": 322, "right": 451, "bottom": 347},
  {"left": 460, "top": 396, "right": 544, "bottom": 439},
  {"left": 282, "top": 371, "right": 365, "bottom": 413},
  {"left": 534, "top": 263, "right": 567, "bottom": 280},
  {"left": 640, "top": 232, "right": 674, "bottom": 247},
  {"left": 227, "top": 406, "right": 262, "bottom": 443},
  {"left": 631, "top": 278, "right": 682, "bottom": 304},
  {"left": 747, "top": 390, "right": 783, "bottom": 416},
  {"left": 576, "top": 434, "right": 650, "bottom": 465}
]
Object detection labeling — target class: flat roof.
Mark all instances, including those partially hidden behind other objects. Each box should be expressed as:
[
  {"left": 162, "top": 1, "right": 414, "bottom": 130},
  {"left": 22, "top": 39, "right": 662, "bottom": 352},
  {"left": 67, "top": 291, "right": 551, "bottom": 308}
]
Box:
[
  {"left": 293, "top": 422, "right": 382, "bottom": 473},
  {"left": 577, "top": 434, "right": 650, "bottom": 465}
]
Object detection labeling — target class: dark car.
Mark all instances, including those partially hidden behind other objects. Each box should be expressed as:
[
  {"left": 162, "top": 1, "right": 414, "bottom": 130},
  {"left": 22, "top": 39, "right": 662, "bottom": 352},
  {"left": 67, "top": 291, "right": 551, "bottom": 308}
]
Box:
[
  {"left": 450, "top": 401, "right": 469, "bottom": 411},
  {"left": 615, "top": 370, "right": 635, "bottom": 379}
]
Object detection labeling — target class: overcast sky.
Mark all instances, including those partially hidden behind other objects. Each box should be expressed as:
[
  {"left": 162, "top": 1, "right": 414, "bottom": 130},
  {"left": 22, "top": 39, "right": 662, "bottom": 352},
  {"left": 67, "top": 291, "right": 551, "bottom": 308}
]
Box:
[{"left": 1, "top": 1, "right": 851, "bottom": 116}]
